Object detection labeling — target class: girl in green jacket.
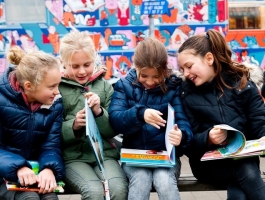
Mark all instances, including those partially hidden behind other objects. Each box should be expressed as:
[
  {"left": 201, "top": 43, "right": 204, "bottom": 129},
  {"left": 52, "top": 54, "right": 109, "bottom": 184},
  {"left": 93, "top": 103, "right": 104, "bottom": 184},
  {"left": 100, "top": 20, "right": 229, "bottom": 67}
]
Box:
[{"left": 58, "top": 31, "right": 128, "bottom": 200}]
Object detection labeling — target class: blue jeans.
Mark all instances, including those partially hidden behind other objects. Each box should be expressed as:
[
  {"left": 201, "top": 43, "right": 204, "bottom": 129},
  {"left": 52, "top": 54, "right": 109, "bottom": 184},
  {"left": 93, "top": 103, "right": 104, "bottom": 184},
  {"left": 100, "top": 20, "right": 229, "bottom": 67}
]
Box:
[
  {"left": 122, "top": 158, "right": 181, "bottom": 200},
  {"left": 191, "top": 157, "right": 265, "bottom": 200},
  {"left": 64, "top": 160, "right": 128, "bottom": 200}
]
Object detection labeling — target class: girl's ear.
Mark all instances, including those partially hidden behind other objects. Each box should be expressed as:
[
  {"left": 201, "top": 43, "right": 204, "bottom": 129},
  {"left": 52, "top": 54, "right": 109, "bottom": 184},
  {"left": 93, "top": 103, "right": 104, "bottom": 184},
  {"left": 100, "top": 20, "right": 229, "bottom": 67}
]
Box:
[
  {"left": 205, "top": 52, "right": 214, "bottom": 65},
  {"left": 23, "top": 81, "right": 34, "bottom": 92}
]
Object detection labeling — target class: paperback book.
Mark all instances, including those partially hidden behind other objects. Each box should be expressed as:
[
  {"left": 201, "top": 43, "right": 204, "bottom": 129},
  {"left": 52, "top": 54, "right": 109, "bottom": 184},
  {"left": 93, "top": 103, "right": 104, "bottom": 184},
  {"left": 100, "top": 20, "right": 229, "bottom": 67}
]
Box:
[
  {"left": 201, "top": 124, "right": 265, "bottom": 161},
  {"left": 85, "top": 99, "right": 110, "bottom": 200},
  {"left": 5, "top": 161, "right": 65, "bottom": 193},
  {"left": 120, "top": 103, "right": 176, "bottom": 168}
]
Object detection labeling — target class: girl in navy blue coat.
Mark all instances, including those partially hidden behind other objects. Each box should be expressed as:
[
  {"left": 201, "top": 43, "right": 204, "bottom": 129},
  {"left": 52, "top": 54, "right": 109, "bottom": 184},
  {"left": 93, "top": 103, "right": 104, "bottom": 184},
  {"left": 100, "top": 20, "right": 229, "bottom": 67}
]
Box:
[
  {"left": 109, "top": 37, "right": 193, "bottom": 200},
  {"left": 0, "top": 46, "right": 65, "bottom": 200},
  {"left": 178, "top": 29, "right": 265, "bottom": 200}
]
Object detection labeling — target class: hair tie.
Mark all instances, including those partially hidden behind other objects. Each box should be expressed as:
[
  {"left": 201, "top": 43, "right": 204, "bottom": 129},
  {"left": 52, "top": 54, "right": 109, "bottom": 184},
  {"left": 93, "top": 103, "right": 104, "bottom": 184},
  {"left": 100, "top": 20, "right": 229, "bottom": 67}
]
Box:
[{"left": 205, "top": 33, "right": 209, "bottom": 39}]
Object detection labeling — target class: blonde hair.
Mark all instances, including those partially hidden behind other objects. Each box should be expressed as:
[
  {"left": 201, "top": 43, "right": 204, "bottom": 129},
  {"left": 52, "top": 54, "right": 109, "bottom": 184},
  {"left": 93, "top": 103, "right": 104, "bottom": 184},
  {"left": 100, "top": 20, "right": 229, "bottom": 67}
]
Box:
[
  {"left": 59, "top": 31, "right": 96, "bottom": 66},
  {"left": 7, "top": 46, "right": 59, "bottom": 87}
]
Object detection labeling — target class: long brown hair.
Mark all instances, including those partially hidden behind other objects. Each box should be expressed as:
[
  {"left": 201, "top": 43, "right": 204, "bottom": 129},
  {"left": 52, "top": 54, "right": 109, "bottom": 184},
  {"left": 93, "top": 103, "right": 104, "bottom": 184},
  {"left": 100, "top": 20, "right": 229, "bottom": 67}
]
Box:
[
  {"left": 178, "top": 29, "right": 249, "bottom": 94},
  {"left": 134, "top": 37, "right": 170, "bottom": 93}
]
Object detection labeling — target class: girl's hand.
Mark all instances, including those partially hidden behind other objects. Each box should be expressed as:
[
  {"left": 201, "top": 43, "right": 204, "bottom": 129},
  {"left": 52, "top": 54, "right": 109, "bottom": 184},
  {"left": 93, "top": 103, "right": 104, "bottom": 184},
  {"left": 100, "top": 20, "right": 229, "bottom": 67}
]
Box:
[
  {"left": 208, "top": 126, "right": 228, "bottom": 145},
  {"left": 169, "top": 124, "right": 182, "bottom": 146},
  {"left": 37, "top": 168, "right": 57, "bottom": 194},
  {"left": 85, "top": 92, "right": 102, "bottom": 116},
  {"left": 17, "top": 166, "right": 37, "bottom": 186},
  {"left": 259, "top": 136, "right": 265, "bottom": 141},
  {"left": 73, "top": 108, "right": 85, "bottom": 130},
  {"left": 144, "top": 109, "right": 166, "bottom": 129}
]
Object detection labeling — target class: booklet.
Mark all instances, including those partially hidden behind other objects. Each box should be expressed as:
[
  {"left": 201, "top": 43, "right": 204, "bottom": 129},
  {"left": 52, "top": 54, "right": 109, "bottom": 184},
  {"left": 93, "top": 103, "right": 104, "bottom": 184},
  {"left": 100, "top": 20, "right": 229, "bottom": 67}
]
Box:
[
  {"left": 5, "top": 180, "right": 65, "bottom": 193},
  {"left": 85, "top": 99, "right": 110, "bottom": 200},
  {"left": 5, "top": 161, "right": 65, "bottom": 193},
  {"left": 201, "top": 124, "right": 265, "bottom": 161},
  {"left": 120, "top": 103, "right": 176, "bottom": 168}
]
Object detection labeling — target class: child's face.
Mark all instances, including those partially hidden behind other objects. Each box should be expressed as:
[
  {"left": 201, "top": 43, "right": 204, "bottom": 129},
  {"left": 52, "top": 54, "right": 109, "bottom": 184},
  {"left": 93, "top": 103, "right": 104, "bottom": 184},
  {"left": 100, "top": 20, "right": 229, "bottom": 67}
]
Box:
[
  {"left": 27, "top": 68, "right": 61, "bottom": 105},
  {"left": 137, "top": 67, "right": 161, "bottom": 89},
  {"left": 64, "top": 50, "right": 94, "bottom": 85},
  {"left": 178, "top": 50, "right": 215, "bottom": 86}
]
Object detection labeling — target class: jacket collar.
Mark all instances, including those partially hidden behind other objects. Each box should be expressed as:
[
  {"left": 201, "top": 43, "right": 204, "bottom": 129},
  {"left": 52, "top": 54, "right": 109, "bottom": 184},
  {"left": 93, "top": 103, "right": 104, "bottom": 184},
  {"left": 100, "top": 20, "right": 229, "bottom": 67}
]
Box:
[{"left": 61, "top": 68, "right": 105, "bottom": 87}]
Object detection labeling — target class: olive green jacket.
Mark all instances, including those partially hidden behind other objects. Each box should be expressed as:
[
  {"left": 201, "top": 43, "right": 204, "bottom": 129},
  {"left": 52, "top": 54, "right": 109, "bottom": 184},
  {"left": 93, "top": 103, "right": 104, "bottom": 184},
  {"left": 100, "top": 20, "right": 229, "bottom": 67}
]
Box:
[{"left": 59, "top": 69, "right": 119, "bottom": 164}]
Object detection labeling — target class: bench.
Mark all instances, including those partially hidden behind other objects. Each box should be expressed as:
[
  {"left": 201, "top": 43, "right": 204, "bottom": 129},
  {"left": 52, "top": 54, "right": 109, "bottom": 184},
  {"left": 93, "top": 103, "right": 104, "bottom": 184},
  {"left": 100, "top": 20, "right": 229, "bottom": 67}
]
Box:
[
  {"left": 60, "top": 137, "right": 265, "bottom": 194},
  {"left": 61, "top": 174, "right": 265, "bottom": 195}
]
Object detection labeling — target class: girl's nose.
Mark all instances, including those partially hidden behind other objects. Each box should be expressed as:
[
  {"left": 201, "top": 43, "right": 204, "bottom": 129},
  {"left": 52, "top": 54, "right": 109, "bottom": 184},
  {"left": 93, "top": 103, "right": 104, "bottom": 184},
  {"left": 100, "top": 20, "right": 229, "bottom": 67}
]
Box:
[
  {"left": 183, "top": 70, "right": 190, "bottom": 78},
  {"left": 79, "top": 66, "right": 86, "bottom": 74},
  {"left": 146, "top": 79, "right": 154, "bottom": 85},
  {"left": 54, "top": 87, "right": 60, "bottom": 95}
]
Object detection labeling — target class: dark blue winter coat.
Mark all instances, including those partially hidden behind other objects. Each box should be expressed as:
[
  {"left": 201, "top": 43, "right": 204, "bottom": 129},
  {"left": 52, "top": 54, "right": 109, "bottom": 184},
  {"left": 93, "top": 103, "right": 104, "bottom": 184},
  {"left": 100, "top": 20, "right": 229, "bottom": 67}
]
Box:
[
  {"left": 109, "top": 69, "right": 193, "bottom": 156},
  {"left": 0, "top": 67, "right": 65, "bottom": 183},
  {"left": 181, "top": 74, "right": 265, "bottom": 178}
]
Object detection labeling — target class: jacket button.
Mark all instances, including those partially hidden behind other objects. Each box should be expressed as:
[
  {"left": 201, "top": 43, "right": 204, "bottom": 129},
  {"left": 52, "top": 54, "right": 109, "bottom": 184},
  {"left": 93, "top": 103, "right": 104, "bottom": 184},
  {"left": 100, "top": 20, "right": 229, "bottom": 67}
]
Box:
[{"left": 182, "top": 92, "right": 184, "bottom": 94}]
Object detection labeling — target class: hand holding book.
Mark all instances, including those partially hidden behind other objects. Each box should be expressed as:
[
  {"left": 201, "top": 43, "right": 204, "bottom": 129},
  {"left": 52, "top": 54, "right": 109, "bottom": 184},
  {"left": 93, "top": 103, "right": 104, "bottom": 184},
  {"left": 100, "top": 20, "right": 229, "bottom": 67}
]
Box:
[
  {"left": 208, "top": 125, "right": 228, "bottom": 146},
  {"left": 201, "top": 124, "right": 265, "bottom": 161},
  {"left": 5, "top": 161, "right": 65, "bottom": 193},
  {"left": 168, "top": 124, "right": 182, "bottom": 146}
]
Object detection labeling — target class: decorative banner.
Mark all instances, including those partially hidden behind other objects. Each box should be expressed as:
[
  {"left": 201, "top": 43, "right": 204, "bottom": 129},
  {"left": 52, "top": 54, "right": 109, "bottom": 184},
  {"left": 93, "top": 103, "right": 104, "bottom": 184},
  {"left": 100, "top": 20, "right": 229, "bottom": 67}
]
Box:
[
  {"left": 141, "top": 0, "right": 169, "bottom": 15},
  {"left": 208, "top": 0, "right": 217, "bottom": 24}
]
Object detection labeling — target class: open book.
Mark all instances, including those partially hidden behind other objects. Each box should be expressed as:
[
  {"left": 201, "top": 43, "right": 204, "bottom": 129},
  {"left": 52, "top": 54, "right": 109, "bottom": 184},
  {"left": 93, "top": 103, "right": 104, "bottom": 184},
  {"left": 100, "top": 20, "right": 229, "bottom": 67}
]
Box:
[
  {"left": 120, "top": 104, "right": 176, "bottom": 168},
  {"left": 201, "top": 124, "right": 265, "bottom": 161},
  {"left": 5, "top": 161, "right": 64, "bottom": 193},
  {"left": 85, "top": 99, "right": 110, "bottom": 200}
]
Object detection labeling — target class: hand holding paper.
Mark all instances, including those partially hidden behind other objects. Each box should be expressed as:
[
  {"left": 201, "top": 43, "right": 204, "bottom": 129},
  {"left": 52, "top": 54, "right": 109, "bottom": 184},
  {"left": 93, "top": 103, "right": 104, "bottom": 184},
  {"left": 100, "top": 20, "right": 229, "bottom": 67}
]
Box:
[
  {"left": 144, "top": 108, "right": 166, "bottom": 129},
  {"left": 85, "top": 92, "right": 101, "bottom": 116},
  {"left": 208, "top": 125, "right": 228, "bottom": 145},
  {"left": 17, "top": 166, "right": 37, "bottom": 186},
  {"left": 169, "top": 124, "right": 182, "bottom": 146},
  {"left": 73, "top": 108, "right": 86, "bottom": 130},
  {"left": 37, "top": 168, "right": 57, "bottom": 194}
]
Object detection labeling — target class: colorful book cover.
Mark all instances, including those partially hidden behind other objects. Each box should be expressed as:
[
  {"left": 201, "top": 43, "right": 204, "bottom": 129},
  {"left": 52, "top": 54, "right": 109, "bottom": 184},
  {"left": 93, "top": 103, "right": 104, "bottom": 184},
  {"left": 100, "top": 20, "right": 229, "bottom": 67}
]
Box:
[
  {"left": 201, "top": 124, "right": 265, "bottom": 161},
  {"left": 85, "top": 99, "right": 110, "bottom": 200},
  {"left": 5, "top": 180, "right": 65, "bottom": 193},
  {"left": 5, "top": 161, "right": 65, "bottom": 193},
  {"left": 120, "top": 103, "right": 176, "bottom": 168}
]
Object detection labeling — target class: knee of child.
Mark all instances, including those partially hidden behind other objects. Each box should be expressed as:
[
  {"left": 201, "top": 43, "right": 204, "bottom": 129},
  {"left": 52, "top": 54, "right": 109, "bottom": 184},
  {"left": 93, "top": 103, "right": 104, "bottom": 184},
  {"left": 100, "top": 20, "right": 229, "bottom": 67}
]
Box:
[
  {"left": 81, "top": 187, "right": 105, "bottom": 199},
  {"left": 108, "top": 177, "right": 128, "bottom": 198}
]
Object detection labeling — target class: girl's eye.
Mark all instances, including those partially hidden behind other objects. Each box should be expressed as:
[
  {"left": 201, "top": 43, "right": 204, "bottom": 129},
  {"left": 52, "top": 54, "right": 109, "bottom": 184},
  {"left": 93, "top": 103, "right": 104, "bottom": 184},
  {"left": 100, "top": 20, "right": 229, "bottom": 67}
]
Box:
[{"left": 188, "top": 64, "right": 192, "bottom": 69}]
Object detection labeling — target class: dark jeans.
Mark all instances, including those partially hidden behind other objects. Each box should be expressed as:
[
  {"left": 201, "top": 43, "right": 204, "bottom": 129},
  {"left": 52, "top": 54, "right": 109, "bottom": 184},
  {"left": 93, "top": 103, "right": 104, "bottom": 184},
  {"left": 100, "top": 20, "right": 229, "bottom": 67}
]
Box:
[{"left": 190, "top": 157, "right": 265, "bottom": 200}]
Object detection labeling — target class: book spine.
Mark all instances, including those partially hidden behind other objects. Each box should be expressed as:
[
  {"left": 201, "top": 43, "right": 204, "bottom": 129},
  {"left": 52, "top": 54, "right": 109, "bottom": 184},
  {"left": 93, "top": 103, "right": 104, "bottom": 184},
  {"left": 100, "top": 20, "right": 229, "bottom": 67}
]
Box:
[{"left": 121, "top": 153, "right": 170, "bottom": 160}]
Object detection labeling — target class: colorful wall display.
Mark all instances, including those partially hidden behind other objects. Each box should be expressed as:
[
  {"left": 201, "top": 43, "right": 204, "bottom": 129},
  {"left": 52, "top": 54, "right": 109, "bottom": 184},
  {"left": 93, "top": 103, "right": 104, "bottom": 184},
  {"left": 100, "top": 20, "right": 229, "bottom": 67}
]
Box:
[{"left": 0, "top": 0, "right": 264, "bottom": 83}]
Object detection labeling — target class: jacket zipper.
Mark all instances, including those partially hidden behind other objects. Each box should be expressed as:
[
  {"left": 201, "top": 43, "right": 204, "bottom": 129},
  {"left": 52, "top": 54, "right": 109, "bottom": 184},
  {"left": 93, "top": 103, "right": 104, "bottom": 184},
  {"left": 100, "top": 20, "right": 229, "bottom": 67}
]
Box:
[
  {"left": 216, "top": 91, "right": 225, "bottom": 123},
  {"left": 143, "top": 89, "right": 148, "bottom": 149}
]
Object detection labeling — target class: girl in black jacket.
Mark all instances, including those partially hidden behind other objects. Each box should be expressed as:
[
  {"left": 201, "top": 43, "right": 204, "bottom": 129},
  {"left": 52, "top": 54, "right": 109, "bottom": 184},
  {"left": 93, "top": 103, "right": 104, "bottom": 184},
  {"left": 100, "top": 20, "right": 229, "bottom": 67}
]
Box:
[{"left": 178, "top": 29, "right": 265, "bottom": 200}]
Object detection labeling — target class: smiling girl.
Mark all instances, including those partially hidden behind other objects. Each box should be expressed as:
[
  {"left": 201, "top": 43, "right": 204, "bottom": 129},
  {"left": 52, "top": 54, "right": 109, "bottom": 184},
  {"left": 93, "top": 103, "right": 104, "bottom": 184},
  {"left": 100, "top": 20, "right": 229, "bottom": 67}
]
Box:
[
  {"left": 0, "top": 46, "right": 65, "bottom": 200},
  {"left": 109, "top": 37, "right": 193, "bottom": 200},
  {"left": 58, "top": 31, "right": 128, "bottom": 200},
  {"left": 178, "top": 29, "right": 265, "bottom": 200}
]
